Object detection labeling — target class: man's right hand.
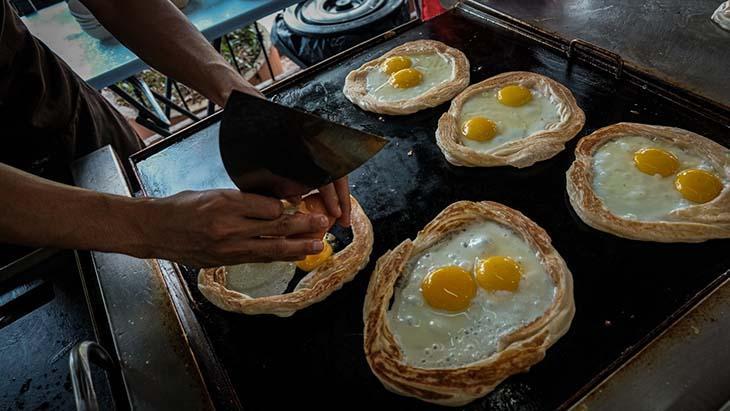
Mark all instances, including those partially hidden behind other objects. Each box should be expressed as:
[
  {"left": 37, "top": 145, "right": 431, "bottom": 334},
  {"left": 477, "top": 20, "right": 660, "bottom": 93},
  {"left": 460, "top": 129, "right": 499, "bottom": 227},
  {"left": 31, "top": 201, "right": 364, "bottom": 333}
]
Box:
[{"left": 139, "top": 189, "right": 330, "bottom": 267}]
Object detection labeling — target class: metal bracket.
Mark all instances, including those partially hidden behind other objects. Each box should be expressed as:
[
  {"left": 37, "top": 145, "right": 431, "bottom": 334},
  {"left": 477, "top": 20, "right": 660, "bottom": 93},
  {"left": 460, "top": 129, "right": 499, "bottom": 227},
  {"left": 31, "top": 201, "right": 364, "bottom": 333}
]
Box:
[
  {"left": 0, "top": 248, "right": 59, "bottom": 284},
  {"left": 110, "top": 76, "right": 201, "bottom": 137},
  {"left": 254, "top": 23, "right": 276, "bottom": 82},
  {"left": 567, "top": 38, "right": 624, "bottom": 80},
  {"left": 109, "top": 82, "right": 171, "bottom": 136},
  {"left": 69, "top": 341, "right": 117, "bottom": 411}
]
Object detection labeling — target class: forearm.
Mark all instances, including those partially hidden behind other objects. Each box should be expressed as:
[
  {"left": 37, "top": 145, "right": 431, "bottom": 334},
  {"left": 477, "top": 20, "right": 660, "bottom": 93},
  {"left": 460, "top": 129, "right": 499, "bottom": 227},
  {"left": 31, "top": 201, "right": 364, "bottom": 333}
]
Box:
[
  {"left": 0, "top": 164, "right": 150, "bottom": 256},
  {"left": 80, "top": 0, "right": 257, "bottom": 106}
]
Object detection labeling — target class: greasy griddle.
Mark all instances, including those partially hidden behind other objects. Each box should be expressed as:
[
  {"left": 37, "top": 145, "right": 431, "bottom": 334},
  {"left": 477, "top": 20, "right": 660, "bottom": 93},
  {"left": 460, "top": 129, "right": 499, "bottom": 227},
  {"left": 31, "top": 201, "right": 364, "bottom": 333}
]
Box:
[{"left": 130, "top": 4, "right": 730, "bottom": 410}]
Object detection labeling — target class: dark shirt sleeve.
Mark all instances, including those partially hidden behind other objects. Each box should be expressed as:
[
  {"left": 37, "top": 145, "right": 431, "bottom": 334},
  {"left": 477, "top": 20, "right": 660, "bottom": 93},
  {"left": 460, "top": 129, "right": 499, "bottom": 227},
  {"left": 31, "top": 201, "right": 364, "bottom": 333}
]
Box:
[{"left": 0, "top": 0, "right": 142, "bottom": 178}]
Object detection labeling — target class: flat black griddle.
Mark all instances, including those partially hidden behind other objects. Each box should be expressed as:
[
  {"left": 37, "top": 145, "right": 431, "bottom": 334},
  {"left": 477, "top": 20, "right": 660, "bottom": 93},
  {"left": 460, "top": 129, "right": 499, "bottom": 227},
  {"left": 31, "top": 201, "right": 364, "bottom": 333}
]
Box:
[{"left": 129, "top": 3, "right": 730, "bottom": 410}]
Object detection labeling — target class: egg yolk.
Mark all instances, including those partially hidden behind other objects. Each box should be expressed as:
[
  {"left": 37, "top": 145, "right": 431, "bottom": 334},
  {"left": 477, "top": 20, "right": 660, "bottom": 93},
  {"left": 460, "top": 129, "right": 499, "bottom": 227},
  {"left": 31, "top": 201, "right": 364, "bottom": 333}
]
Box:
[
  {"left": 389, "top": 68, "right": 423, "bottom": 89},
  {"left": 421, "top": 266, "right": 476, "bottom": 312},
  {"left": 382, "top": 56, "right": 412, "bottom": 75},
  {"left": 497, "top": 85, "right": 532, "bottom": 107},
  {"left": 633, "top": 148, "right": 680, "bottom": 177},
  {"left": 462, "top": 117, "right": 498, "bottom": 142},
  {"left": 674, "top": 169, "right": 723, "bottom": 203},
  {"left": 476, "top": 256, "right": 522, "bottom": 292},
  {"left": 296, "top": 240, "right": 333, "bottom": 272}
]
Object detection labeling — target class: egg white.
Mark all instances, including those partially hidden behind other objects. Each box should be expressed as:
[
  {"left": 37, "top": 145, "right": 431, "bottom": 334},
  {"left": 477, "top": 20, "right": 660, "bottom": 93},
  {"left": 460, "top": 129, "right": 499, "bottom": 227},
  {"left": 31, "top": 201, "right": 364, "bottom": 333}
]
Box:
[
  {"left": 457, "top": 87, "right": 561, "bottom": 151},
  {"left": 225, "top": 262, "right": 296, "bottom": 298},
  {"left": 365, "top": 53, "right": 455, "bottom": 102},
  {"left": 387, "top": 222, "right": 556, "bottom": 369},
  {"left": 592, "top": 136, "right": 723, "bottom": 221}
]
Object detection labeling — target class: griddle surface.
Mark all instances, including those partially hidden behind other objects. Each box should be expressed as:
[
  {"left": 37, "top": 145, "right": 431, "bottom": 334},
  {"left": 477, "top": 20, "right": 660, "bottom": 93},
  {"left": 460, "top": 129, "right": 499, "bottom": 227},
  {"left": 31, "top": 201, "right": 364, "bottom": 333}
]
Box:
[
  {"left": 134, "top": 8, "right": 729, "bottom": 410},
  {"left": 480, "top": 0, "right": 730, "bottom": 109}
]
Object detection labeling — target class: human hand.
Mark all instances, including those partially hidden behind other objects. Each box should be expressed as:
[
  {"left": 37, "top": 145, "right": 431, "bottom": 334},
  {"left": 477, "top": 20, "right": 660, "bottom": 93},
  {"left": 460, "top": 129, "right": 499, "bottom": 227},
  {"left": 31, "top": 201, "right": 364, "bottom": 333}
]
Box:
[
  {"left": 139, "top": 189, "right": 330, "bottom": 267},
  {"left": 316, "top": 176, "right": 351, "bottom": 227},
  {"left": 278, "top": 176, "right": 352, "bottom": 228}
]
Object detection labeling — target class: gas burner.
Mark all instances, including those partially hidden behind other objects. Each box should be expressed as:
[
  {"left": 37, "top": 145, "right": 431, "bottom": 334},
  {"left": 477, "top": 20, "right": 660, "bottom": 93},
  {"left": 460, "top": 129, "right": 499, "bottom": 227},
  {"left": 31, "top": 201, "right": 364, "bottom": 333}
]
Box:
[{"left": 283, "top": 0, "right": 405, "bottom": 35}]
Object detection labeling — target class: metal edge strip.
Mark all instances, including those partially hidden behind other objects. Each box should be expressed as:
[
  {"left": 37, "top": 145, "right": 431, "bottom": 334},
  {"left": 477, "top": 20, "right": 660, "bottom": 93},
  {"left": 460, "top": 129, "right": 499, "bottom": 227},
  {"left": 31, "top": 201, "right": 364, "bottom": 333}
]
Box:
[
  {"left": 570, "top": 275, "right": 730, "bottom": 411},
  {"left": 71, "top": 146, "right": 217, "bottom": 410},
  {"left": 561, "top": 271, "right": 730, "bottom": 410}
]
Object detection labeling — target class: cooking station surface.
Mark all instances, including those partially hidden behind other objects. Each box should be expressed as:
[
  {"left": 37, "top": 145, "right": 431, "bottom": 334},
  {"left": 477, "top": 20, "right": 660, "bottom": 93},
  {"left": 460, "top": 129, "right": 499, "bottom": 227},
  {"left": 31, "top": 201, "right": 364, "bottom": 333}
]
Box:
[
  {"left": 129, "top": 4, "right": 730, "bottom": 410},
  {"left": 481, "top": 0, "right": 730, "bottom": 109}
]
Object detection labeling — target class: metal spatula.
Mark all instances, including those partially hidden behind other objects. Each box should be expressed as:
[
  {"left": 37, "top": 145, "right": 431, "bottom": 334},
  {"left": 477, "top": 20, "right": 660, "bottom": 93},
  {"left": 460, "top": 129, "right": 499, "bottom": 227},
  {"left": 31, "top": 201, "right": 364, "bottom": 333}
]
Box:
[{"left": 219, "top": 91, "right": 388, "bottom": 198}]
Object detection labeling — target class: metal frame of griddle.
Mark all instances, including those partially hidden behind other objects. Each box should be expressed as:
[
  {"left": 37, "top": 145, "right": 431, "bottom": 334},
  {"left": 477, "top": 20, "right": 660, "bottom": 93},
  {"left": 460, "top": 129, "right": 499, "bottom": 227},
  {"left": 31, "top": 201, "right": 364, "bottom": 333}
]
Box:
[
  {"left": 122, "top": 1, "right": 730, "bottom": 409},
  {"left": 71, "top": 147, "right": 221, "bottom": 410}
]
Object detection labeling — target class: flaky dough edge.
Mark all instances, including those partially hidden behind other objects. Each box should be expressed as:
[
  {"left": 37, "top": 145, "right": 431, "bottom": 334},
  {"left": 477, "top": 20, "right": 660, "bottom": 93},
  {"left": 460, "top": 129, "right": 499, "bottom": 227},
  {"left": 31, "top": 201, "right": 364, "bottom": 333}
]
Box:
[{"left": 198, "top": 196, "right": 374, "bottom": 317}]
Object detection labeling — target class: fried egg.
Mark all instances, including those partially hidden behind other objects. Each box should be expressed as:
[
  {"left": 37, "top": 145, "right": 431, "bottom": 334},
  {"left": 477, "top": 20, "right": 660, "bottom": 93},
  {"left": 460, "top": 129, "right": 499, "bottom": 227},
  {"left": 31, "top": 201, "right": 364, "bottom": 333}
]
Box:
[
  {"left": 457, "top": 85, "right": 561, "bottom": 151},
  {"left": 387, "top": 222, "right": 556, "bottom": 369},
  {"left": 592, "top": 136, "right": 726, "bottom": 220},
  {"left": 365, "top": 53, "right": 455, "bottom": 102}
]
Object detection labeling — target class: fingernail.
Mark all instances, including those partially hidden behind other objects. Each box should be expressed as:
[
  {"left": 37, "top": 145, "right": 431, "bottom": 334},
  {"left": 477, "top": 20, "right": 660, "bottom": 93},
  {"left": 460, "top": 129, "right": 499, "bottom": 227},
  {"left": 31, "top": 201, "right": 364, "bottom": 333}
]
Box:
[
  {"left": 311, "top": 240, "right": 324, "bottom": 252},
  {"left": 316, "top": 215, "right": 329, "bottom": 228}
]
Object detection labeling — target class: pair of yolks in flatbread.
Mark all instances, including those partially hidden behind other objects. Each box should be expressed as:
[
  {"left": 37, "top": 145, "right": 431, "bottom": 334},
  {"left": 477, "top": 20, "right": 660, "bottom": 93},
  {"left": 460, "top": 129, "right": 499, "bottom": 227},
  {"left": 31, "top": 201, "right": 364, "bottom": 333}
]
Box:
[
  {"left": 382, "top": 56, "right": 423, "bottom": 89},
  {"left": 420, "top": 256, "right": 523, "bottom": 312},
  {"left": 633, "top": 147, "right": 723, "bottom": 204},
  {"left": 461, "top": 84, "right": 533, "bottom": 142}
]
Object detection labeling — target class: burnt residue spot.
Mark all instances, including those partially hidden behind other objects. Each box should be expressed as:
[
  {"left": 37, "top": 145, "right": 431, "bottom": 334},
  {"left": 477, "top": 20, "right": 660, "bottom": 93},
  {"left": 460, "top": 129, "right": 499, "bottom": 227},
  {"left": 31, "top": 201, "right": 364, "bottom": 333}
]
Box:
[
  {"left": 62, "top": 375, "right": 72, "bottom": 393},
  {"left": 19, "top": 379, "right": 32, "bottom": 394},
  {"left": 477, "top": 381, "right": 541, "bottom": 411}
]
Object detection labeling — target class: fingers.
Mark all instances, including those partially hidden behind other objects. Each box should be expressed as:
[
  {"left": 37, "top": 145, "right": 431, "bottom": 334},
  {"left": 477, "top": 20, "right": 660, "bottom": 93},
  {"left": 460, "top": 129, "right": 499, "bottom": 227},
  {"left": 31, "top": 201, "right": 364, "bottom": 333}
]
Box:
[
  {"left": 245, "top": 238, "right": 323, "bottom": 259},
  {"left": 334, "top": 177, "right": 351, "bottom": 227},
  {"left": 228, "top": 191, "right": 284, "bottom": 219},
  {"left": 318, "top": 183, "right": 342, "bottom": 219},
  {"left": 258, "top": 213, "right": 330, "bottom": 237}
]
